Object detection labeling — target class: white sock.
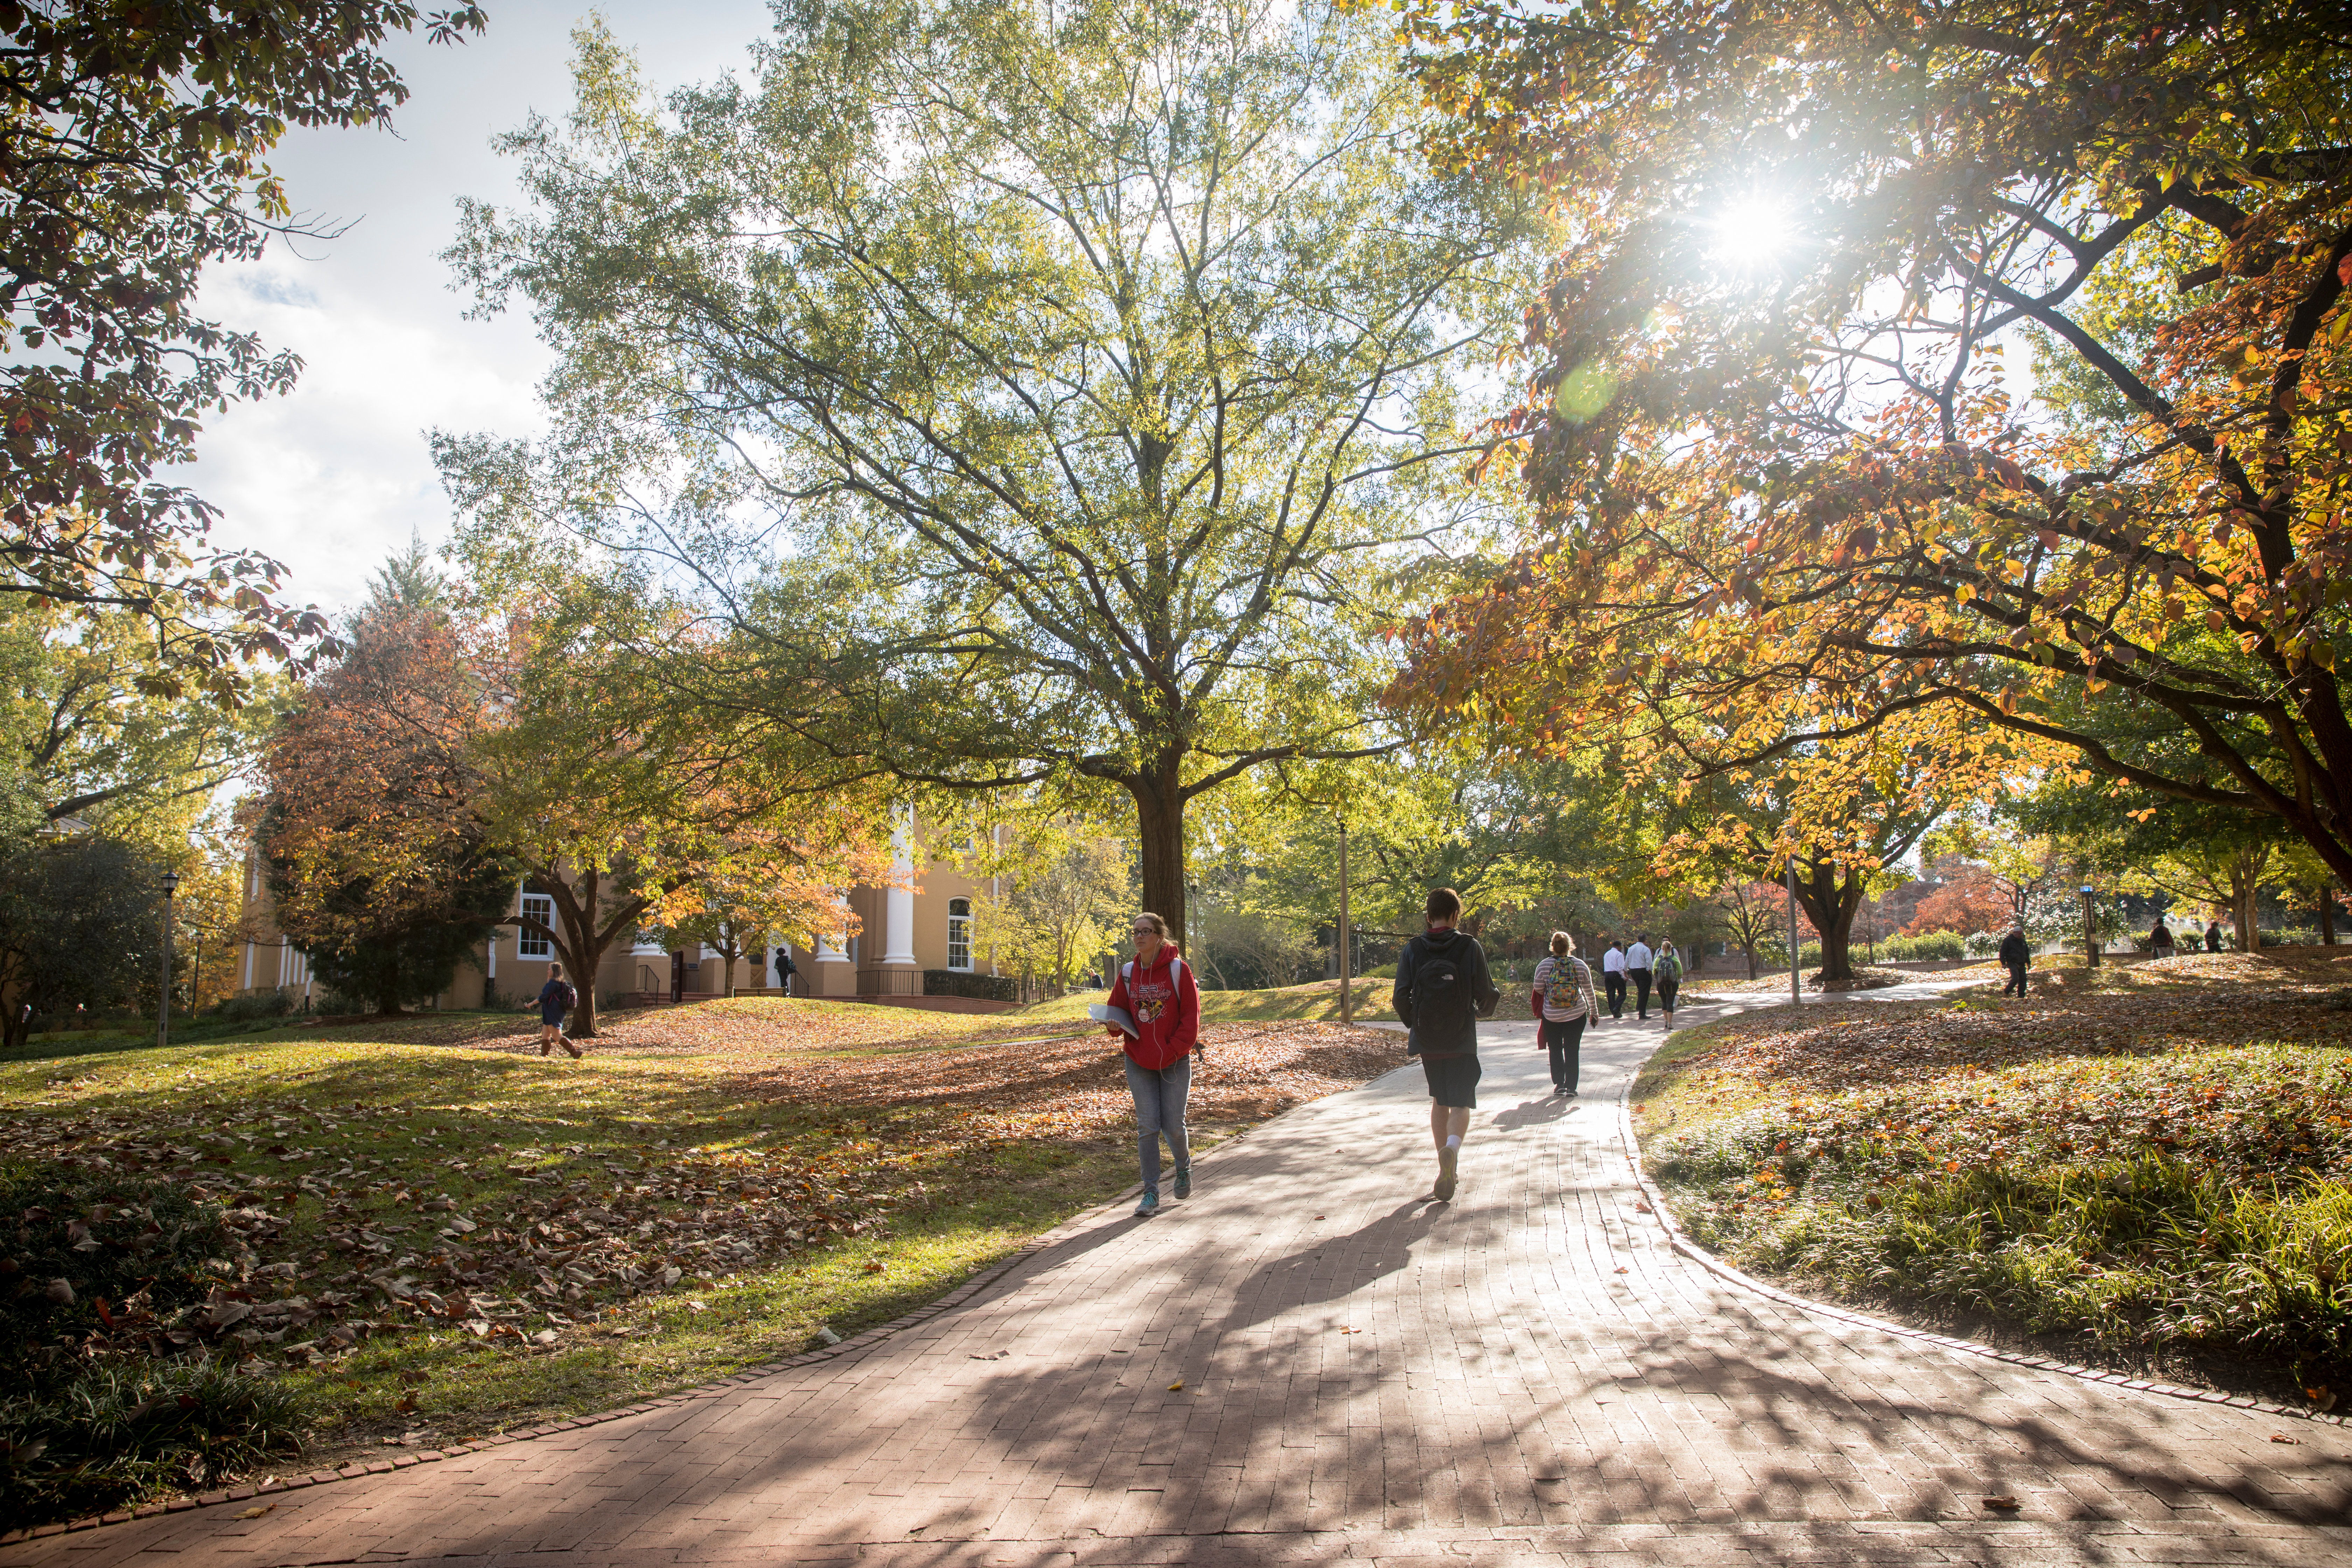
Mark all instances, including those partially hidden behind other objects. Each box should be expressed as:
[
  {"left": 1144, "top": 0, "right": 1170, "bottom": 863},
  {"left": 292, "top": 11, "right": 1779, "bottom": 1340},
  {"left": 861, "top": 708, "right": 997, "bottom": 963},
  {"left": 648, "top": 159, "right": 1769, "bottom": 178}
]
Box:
[{"left": 1444, "top": 1134, "right": 1462, "bottom": 1150}]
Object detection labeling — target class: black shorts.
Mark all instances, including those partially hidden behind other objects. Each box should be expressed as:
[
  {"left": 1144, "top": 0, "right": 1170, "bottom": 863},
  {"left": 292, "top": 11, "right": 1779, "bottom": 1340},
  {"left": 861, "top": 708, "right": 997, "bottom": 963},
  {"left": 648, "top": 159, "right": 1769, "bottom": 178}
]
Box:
[{"left": 1420, "top": 1052, "right": 1481, "bottom": 1108}]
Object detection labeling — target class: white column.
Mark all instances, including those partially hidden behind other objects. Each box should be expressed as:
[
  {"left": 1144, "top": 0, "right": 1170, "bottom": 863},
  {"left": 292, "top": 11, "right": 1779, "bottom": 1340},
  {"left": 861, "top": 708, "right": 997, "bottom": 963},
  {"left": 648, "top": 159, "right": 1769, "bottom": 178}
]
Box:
[
  {"left": 882, "top": 807, "right": 917, "bottom": 966},
  {"left": 817, "top": 899, "right": 852, "bottom": 965}
]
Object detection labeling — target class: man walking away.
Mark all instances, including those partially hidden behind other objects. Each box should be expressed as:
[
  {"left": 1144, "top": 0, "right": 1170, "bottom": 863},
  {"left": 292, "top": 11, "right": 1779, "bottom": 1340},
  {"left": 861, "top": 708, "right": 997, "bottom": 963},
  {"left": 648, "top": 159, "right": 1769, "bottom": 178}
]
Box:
[
  {"left": 1531, "top": 932, "right": 1598, "bottom": 1096},
  {"left": 2205, "top": 920, "right": 2225, "bottom": 953},
  {"left": 1997, "top": 925, "right": 2030, "bottom": 999},
  {"left": 534, "top": 962, "right": 584, "bottom": 1058},
  {"left": 1625, "top": 933, "right": 1655, "bottom": 1021},
  {"left": 1601, "top": 939, "right": 1627, "bottom": 1020},
  {"left": 1394, "top": 888, "right": 1501, "bottom": 1200}
]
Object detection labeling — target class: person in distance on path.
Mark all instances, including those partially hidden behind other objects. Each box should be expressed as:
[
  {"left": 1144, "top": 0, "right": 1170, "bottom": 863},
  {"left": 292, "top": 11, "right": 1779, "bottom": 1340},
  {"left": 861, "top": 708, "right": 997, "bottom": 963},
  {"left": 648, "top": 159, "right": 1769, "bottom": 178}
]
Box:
[
  {"left": 1997, "top": 923, "right": 2031, "bottom": 998},
  {"left": 533, "top": 962, "right": 583, "bottom": 1058},
  {"left": 1654, "top": 939, "right": 1684, "bottom": 1023},
  {"left": 1625, "top": 932, "right": 1655, "bottom": 1021},
  {"left": 1531, "top": 931, "right": 1598, "bottom": 1096},
  {"left": 1103, "top": 912, "right": 1201, "bottom": 1217},
  {"left": 1394, "top": 887, "right": 1501, "bottom": 1200},
  {"left": 2206, "top": 919, "right": 2225, "bottom": 952},
  {"left": 1601, "top": 938, "right": 1628, "bottom": 1020}
]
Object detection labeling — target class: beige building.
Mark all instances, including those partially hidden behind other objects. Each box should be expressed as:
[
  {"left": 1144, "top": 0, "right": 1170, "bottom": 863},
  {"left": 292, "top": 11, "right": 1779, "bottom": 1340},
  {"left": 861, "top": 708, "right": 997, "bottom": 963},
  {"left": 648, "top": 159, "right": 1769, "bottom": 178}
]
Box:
[{"left": 236, "top": 819, "right": 1012, "bottom": 1013}]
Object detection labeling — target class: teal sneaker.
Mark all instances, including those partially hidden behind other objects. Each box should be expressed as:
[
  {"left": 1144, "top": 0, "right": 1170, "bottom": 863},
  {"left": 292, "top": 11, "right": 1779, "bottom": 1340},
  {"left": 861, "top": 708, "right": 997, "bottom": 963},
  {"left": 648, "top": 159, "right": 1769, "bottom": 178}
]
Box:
[
  {"left": 1172, "top": 1167, "right": 1192, "bottom": 1200},
  {"left": 1134, "top": 1188, "right": 1160, "bottom": 1217}
]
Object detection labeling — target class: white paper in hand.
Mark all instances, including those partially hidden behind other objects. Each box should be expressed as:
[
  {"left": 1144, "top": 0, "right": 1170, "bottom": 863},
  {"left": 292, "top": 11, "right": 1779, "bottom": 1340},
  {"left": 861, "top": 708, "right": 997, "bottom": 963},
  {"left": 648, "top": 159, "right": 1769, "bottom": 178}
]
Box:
[{"left": 1089, "top": 1003, "right": 1139, "bottom": 1037}]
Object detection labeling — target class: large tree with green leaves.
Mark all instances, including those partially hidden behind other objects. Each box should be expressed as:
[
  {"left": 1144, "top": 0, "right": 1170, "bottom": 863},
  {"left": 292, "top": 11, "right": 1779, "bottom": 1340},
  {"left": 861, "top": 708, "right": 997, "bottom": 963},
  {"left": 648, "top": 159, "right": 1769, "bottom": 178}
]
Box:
[{"left": 438, "top": 0, "right": 1535, "bottom": 949}]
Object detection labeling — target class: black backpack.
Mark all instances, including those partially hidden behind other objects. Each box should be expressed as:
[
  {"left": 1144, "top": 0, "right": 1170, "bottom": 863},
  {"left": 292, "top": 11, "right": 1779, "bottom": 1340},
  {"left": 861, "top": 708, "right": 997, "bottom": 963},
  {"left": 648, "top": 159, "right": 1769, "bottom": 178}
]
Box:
[{"left": 1411, "top": 942, "right": 1476, "bottom": 1038}]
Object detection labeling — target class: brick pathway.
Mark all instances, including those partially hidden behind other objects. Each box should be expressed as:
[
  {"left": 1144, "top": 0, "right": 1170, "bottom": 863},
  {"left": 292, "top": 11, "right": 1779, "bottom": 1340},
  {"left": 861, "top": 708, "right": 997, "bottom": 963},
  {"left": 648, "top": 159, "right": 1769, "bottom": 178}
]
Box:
[{"left": 9, "top": 1008, "right": 2351, "bottom": 1567}]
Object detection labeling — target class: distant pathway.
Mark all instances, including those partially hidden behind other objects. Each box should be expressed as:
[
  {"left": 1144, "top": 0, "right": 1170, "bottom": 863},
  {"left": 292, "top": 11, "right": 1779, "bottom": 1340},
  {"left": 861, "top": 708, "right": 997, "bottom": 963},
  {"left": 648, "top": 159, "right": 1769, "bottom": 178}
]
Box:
[{"left": 9, "top": 988, "right": 2350, "bottom": 1568}]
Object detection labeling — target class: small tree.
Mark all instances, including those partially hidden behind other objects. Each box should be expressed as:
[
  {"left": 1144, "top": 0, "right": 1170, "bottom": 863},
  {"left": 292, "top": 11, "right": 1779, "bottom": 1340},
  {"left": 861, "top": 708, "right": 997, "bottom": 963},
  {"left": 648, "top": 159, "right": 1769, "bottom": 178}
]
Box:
[
  {"left": 257, "top": 581, "right": 510, "bottom": 1016},
  {"left": 1717, "top": 881, "right": 1784, "bottom": 982},
  {"left": 954, "top": 821, "right": 1130, "bottom": 997},
  {"left": 0, "top": 837, "right": 163, "bottom": 1050}
]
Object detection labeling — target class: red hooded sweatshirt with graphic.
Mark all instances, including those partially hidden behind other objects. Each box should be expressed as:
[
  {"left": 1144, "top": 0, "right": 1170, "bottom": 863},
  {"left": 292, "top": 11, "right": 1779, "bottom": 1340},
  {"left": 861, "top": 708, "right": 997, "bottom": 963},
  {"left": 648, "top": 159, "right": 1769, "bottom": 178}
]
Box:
[{"left": 1105, "top": 945, "right": 1200, "bottom": 1070}]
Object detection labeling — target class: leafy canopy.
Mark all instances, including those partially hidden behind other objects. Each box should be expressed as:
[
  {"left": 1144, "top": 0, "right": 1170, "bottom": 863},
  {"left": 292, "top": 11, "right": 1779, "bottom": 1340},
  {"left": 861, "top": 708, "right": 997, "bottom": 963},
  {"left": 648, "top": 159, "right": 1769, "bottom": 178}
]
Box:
[
  {"left": 0, "top": 0, "right": 483, "bottom": 700},
  {"left": 1395, "top": 0, "right": 2352, "bottom": 892}
]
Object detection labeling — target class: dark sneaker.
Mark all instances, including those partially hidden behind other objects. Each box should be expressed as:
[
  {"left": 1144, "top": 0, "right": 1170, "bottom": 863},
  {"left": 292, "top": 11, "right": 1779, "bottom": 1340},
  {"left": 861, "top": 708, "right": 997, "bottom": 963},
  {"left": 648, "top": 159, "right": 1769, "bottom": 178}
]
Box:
[
  {"left": 1173, "top": 1167, "right": 1192, "bottom": 1200},
  {"left": 1135, "top": 1189, "right": 1160, "bottom": 1217}
]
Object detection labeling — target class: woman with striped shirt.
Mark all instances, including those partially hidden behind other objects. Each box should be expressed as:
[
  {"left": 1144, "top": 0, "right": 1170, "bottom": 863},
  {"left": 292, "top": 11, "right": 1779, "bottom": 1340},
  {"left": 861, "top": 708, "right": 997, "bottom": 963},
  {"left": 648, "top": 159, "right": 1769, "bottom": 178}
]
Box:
[{"left": 1532, "top": 932, "right": 1600, "bottom": 1097}]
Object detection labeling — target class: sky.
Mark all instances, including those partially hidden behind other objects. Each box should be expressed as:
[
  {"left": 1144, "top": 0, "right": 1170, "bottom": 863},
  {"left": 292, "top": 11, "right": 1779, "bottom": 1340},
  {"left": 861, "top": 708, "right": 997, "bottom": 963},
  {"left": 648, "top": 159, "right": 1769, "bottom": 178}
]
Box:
[{"left": 186, "top": 0, "right": 775, "bottom": 618}]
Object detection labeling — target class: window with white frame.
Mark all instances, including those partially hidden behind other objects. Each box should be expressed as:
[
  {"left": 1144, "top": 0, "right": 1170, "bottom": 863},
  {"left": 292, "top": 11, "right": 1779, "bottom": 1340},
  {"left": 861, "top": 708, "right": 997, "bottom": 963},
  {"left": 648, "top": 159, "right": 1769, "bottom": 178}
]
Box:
[
  {"left": 518, "top": 891, "right": 554, "bottom": 958},
  {"left": 947, "top": 897, "right": 973, "bottom": 971}
]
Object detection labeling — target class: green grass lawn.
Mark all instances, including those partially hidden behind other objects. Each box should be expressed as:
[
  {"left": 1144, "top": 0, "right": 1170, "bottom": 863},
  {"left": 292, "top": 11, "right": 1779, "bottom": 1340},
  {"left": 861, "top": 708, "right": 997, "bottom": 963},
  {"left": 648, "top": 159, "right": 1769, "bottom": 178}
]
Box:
[
  {"left": 1630, "top": 950, "right": 2352, "bottom": 1408},
  {"left": 0, "top": 994, "right": 1399, "bottom": 1524}
]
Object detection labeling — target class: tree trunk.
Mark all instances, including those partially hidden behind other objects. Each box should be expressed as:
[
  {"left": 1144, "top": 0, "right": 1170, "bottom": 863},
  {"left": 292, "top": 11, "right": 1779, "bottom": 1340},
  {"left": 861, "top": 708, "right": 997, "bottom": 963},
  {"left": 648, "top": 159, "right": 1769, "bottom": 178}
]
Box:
[
  {"left": 2323, "top": 883, "right": 2337, "bottom": 945},
  {"left": 1742, "top": 941, "right": 1758, "bottom": 980},
  {"left": 529, "top": 864, "right": 647, "bottom": 1039},
  {"left": 376, "top": 948, "right": 402, "bottom": 1016},
  {"left": 2231, "top": 855, "right": 2259, "bottom": 952},
  {"left": 1792, "top": 855, "right": 1867, "bottom": 984},
  {"left": 1131, "top": 766, "right": 1189, "bottom": 953}
]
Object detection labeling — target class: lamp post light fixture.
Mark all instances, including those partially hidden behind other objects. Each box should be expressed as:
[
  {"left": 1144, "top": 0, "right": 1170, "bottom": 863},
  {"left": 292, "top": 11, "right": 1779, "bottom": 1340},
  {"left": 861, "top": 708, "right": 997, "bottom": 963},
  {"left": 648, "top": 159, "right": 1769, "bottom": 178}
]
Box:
[
  {"left": 2080, "top": 881, "right": 2100, "bottom": 969},
  {"left": 158, "top": 870, "right": 181, "bottom": 1050}
]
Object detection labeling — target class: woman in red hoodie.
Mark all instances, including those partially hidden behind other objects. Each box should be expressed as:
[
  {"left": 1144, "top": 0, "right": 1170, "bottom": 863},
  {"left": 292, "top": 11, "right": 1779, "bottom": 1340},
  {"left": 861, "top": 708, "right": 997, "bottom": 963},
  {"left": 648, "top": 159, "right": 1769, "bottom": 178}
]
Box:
[{"left": 1104, "top": 911, "right": 1202, "bottom": 1216}]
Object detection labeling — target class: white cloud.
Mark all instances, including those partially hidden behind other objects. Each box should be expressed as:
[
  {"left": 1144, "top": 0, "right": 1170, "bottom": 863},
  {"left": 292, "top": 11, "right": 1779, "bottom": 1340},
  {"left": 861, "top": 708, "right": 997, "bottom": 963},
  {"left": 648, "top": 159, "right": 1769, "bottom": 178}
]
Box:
[{"left": 176, "top": 0, "right": 774, "bottom": 616}]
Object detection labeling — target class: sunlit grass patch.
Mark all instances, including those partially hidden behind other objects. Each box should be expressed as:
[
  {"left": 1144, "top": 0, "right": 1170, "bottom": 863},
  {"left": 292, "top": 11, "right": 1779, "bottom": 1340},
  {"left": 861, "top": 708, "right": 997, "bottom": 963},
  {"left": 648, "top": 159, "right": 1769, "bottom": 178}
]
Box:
[{"left": 0, "top": 1006, "right": 1399, "bottom": 1520}]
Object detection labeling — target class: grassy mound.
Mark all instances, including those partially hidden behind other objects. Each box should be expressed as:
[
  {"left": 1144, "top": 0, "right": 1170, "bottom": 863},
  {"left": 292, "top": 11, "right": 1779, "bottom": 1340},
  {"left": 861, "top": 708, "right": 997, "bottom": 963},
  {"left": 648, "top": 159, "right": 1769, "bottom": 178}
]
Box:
[{"left": 1632, "top": 952, "right": 2352, "bottom": 1409}]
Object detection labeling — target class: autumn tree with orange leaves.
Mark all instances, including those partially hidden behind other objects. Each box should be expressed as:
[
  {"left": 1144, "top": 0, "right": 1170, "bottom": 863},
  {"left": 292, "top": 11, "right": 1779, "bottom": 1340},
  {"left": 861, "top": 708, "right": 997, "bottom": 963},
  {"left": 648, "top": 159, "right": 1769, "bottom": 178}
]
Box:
[
  {"left": 461, "top": 589, "right": 898, "bottom": 1037},
  {"left": 257, "top": 587, "right": 510, "bottom": 1015},
  {"left": 1392, "top": 0, "right": 2352, "bottom": 916},
  {"left": 260, "top": 545, "right": 897, "bottom": 1033}
]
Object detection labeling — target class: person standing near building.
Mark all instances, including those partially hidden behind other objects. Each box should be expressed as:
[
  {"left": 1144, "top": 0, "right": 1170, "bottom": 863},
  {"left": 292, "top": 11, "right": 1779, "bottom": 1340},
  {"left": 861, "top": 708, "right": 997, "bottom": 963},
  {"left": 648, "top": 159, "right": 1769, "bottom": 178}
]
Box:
[
  {"left": 1997, "top": 924, "right": 2031, "bottom": 998},
  {"left": 1531, "top": 932, "right": 1598, "bottom": 1096},
  {"left": 1102, "top": 912, "right": 1201, "bottom": 1217},
  {"left": 772, "top": 946, "right": 799, "bottom": 996},
  {"left": 1654, "top": 939, "right": 1684, "bottom": 1023},
  {"left": 533, "top": 962, "right": 583, "bottom": 1058},
  {"left": 1601, "top": 938, "right": 1627, "bottom": 1020},
  {"left": 1394, "top": 888, "right": 1501, "bottom": 1200},
  {"left": 1624, "top": 933, "right": 1656, "bottom": 1021}
]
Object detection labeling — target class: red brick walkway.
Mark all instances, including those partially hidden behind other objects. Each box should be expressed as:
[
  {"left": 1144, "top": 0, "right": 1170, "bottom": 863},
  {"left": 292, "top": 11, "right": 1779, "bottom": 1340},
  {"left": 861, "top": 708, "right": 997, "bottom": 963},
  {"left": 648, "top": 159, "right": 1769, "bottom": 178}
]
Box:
[{"left": 8, "top": 1008, "right": 2350, "bottom": 1567}]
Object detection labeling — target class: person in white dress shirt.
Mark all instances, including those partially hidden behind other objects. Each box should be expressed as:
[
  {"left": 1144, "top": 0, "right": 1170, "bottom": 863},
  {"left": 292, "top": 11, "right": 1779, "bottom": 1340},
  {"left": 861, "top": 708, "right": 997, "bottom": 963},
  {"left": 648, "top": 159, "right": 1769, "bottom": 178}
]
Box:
[
  {"left": 1624, "top": 935, "right": 1655, "bottom": 1021},
  {"left": 1600, "top": 938, "right": 1627, "bottom": 1019}
]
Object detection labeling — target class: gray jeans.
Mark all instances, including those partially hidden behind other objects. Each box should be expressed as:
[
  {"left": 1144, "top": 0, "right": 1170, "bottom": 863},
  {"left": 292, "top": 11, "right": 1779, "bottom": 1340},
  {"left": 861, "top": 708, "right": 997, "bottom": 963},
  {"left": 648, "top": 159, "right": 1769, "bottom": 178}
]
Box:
[{"left": 1124, "top": 1056, "right": 1193, "bottom": 1192}]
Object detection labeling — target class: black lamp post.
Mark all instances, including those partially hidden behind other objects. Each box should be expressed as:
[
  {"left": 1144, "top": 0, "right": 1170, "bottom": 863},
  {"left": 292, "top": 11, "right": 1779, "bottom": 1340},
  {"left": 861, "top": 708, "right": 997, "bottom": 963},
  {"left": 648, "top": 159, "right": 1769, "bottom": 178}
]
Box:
[
  {"left": 158, "top": 870, "right": 180, "bottom": 1049},
  {"left": 2080, "top": 881, "right": 2100, "bottom": 969}
]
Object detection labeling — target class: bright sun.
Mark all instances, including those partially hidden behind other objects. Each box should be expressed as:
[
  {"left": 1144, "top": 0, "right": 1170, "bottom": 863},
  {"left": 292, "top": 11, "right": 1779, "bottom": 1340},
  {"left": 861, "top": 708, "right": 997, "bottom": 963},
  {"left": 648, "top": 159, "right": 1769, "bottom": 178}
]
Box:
[{"left": 1708, "top": 198, "right": 1798, "bottom": 268}]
